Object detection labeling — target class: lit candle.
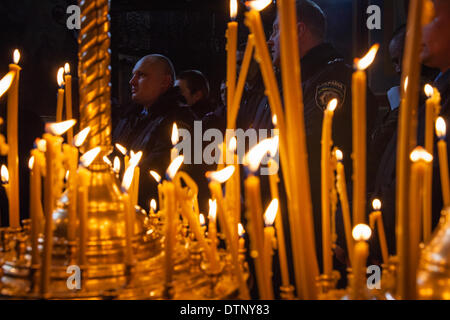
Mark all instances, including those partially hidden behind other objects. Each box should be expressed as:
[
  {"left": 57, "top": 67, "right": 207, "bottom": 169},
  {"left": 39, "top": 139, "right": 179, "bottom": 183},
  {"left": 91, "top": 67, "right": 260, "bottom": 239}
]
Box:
[
  {"left": 263, "top": 199, "right": 278, "bottom": 300},
  {"left": 171, "top": 123, "right": 179, "bottom": 161},
  {"left": 64, "top": 63, "right": 73, "bottom": 146},
  {"left": 116, "top": 143, "right": 129, "bottom": 168},
  {"left": 1, "top": 165, "right": 10, "bottom": 199},
  {"left": 396, "top": 0, "right": 427, "bottom": 300},
  {"left": 351, "top": 224, "right": 372, "bottom": 300},
  {"left": 321, "top": 98, "right": 338, "bottom": 276},
  {"left": 207, "top": 199, "right": 219, "bottom": 271},
  {"left": 334, "top": 149, "right": 354, "bottom": 267},
  {"left": 28, "top": 152, "right": 41, "bottom": 266},
  {"left": 423, "top": 85, "right": 441, "bottom": 242},
  {"left": 436, "top": 117, "right": 450, "bottom": 207},
  {"left": 56, "top": 67, "right": 65, "bottom": 123},
  {"left": 150, "top": 170, "right": 164, "bottom": 212},
  {"left": 7, "top": 49, "right": 21, "bottom": 229},
  {"left": 407, "top": 147, "right": 433, "bottom": 299},
  {"left": 226, "top": 0, "right": 238, "bottom": 126},
  {"left": 225, "top": 136, "right": 240, "bottom": 239},
  {"left": 268, "top": 159, "right": 290, "bottom": 288},
  {"left": 150, "top": 199, "right": 157, "bottom": 216},
  {"left": 238, "top": 222, "right": 245, "bottom": 251},
  {"left": 122, "top": 165, "right": 137, "bottom": 266},
  {"left": 352, "top": 44, "right": 379, "bottom": 225},
  {"left": 369, "top": 199, "right": 389, "bottom": 265},
  {"left": 0, "top": 71, "right": 15, "bottom": 99}
]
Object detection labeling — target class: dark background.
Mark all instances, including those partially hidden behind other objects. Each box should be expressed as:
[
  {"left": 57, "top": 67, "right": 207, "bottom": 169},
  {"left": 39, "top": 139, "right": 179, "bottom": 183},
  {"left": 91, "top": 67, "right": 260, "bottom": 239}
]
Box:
[{"left": 0, "top": 0, "right": 408, "bottom": 221}]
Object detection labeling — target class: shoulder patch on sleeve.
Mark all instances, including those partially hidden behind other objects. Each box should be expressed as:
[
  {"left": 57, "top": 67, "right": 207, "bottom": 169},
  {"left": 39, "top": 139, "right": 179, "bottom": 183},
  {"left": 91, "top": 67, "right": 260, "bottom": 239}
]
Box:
[{"left": 315, "top": 80, "right": 346, "bottom": 111}]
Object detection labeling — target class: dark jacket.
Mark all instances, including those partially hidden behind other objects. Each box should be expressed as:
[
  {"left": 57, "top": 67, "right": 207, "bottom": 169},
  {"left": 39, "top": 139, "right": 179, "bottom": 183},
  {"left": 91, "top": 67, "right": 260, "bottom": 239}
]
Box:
[{"left": 113, "top": 87, "right": 196, "bottom": 210}]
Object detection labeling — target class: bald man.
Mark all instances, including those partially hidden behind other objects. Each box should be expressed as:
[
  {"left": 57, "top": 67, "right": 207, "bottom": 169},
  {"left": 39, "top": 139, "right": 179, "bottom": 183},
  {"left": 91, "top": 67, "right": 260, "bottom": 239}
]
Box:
[{"left": 113, "top": 54, "right": 195, "bottom": 210}]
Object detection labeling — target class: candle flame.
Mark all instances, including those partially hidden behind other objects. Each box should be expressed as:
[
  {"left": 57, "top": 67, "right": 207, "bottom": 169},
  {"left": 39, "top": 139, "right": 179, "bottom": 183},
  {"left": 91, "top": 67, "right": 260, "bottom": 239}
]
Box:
[
  {"left": 244, "top": 137, "right": 277, "bottom": 172},
  {"left": 436, "top": 116, "right": 447, "bottom": 139},
  {"left": 229, "top": 136, "right": 237, "bottom": 153},
  {"left": 424, "top": 84, "right": 434, "bottom": 98},
  {"left": 238, "top": 223, "right": 245, "bottom": 237},
  {"left": 272, "top": 114, "right": 277, "bottom": 126},
  {"left": 355, "top": 44, "right": 379, "bottom": 71},
  {"left": 410, "top": 146, "right": 433, "bottom": 163},
  {"left": 206, "top": 165, "right": 235, "bottom": 183},
  {"left": 352, "top": 223, "right": 372, "bottom": 241},
  {"left": 171, "top": 123, "right": 179, "bottom": 146},
  {"left": 404, "top": 76, "right": 409, "bottom": 92},
  {"left": 166, "top": 155, "right": 184, "bottom": 180},
  {"left": 113, "top": 156, "right": 121, "bottom": 173},
  {"left": 121, "top": 165, "right": 135, "bottom": 192},
  {"left": 208, "top": 199, "right": 217, "bottom": 220},
  {"left": 246, "top": 0, "right": 271, "bottom": 11},
  {"left": 28, "top": 156, "right": 35, "bottom": 170},
  {"left": 57, "top": 67, "right": 65, "bottom": 87},
  {"left": 149, "top": 170, "right": 162, "bottom": 183},
  {"left": 230, "top": 0, "right": 238, "bottom": 19},
  {"left": 65, "top": 170, "right": 70, "bottom": 181},
  {"left": 199, "top": 213, "right": 206, "bottom": 226},
  {"left": 327, "top": 98, "right": 338, "bottom": 112},
  {"left": 103, "top": 156, "right": 112, "bottom": 166},
  {"left": 64, "top": 63, "right": 70, "bottom": 74},
  {"left": 264, "top": 198, "right": 278, "bottom": 226},
  {"left": 13, "top": 49, "right": 20, "bottom": 64},
  {"left": 150, "top": 199, "right": 157, "bottom": 211},
  {"left": 0, "top": 71, "right": 15, "bottom": 98},
  {"left": 115, "top": 143, "right": 127, "bottom": 155},
  {"left": 80, "top": 147, "right": 101, "bottom": 167},
  {"left": 129, "top": 150, "right": 143, "bottom": 167},
  {"left": 46, "top": 119, "right": 76, "bottom": 136},
  {"left": 74, "top": 127, "right": 91, "bottom": 147},
  {"left": 36, "top": 139, "right": 47, "bottom": 152},
  {"left": 335, "top": 148, "right": 343, "bottom": 161},
  {"left": 372, "top": 198, "right": 382, "bottom": 211},
  {"left": 1, "top": 165, "right": 9, "bottom": 183}
]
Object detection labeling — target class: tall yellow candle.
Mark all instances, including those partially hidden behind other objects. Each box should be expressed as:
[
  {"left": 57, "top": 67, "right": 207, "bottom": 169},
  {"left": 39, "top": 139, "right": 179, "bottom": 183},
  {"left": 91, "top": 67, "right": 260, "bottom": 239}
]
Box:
[
  {"left": 56, "top": 67, "right": 65, "bottom": 123},
  {"left": 63, "top": 144, "right": 78, "bottom": 242},
  {"left": 396, "top": 0, "right": 426, "bottom": 300},
  {"left": 208, "top": 199, "right": 219, "bottom": 271},
  {"left": 29, "top": 152, "right": 41, "bottom": 266},
  {"left": 351, "top": 224, "right": 372, "bottom": 300},
  {"left": 370, "top": 199, "right": 389, "bottom": 265},
  {"left": 226, "top": 0, "right": 238, "bottom": 126},
  {"left": 268, "top": 159, "right": 290, "bottom": 287},
  {"left": 78, "top": 185, "right": 88, "bottom": 266},
  {"left": 122, "top": 165, "right": 137, "bottom": 266},
  {"left": 436, "top": 117, "right": 450, "bottom": 207},
  {"left": 163, "top": 180, "right": 176, "bottom": 286},
  {"left": 64, "top": 63, "right": 73, "bottom": 145},
  {"left": 7, "top": 49, "right": 21, "bottom": 229},
  {"left": 321, "top": 99, "right": 338, "bottom": 276},
  {"left": 263, "top": 199, "right": 278, "bottom": 300},
  {"left": 352, "top": 44, "right": 379, "bottom": 225},
  {"left": 335, "top": 149, "right": 353, "bottom": 267}
]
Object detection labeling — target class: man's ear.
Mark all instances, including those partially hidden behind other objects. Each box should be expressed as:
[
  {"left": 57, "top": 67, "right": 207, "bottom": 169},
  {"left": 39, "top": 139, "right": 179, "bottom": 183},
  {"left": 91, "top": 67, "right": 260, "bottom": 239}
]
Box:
[{"left": 297, "top": 21, "right": 307, "bottom": 38}]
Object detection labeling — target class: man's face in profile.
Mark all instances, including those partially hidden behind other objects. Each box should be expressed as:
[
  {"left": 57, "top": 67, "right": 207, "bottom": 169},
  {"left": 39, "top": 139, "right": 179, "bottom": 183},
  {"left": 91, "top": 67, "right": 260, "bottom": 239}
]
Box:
[{"left": 268, "top": 15, "right": 281, "bottom": 67}]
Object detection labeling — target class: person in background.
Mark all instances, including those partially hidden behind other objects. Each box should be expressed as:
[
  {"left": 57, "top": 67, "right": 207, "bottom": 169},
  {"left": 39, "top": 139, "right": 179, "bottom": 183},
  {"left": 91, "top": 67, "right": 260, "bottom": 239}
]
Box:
[{"left": 176, "top": 70, "right": 213, "bottom": 120}]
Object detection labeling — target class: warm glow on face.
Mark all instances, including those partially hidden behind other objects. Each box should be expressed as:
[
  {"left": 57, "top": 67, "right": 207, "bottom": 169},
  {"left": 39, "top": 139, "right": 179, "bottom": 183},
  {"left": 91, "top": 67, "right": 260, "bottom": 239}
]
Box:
[
  {"left": 150, "top": 199, "right": 157, "bottom": 211},
  {"left": 335, "top": 149, "right": 343, "bottom": 161},
  {"left": 327, "top": 98, "right": 338, "bottom": 112},
  {"left": 129, "top": 150, "right": 143, "bottom": 167},
  {"left": 171, "top": 123, "right": 179, "bottom": 146},
  {"left": 1, "top": 165, "right": 9, "bottom": 183},
  {"left": 13, "top": 49, "right": 20, "bottom": 64},
  {"left": 436, "top": 117, "right": 447, "bottom": 139},
  {"left": 115, "top": 143, "right": 127, "bottom": 155},
  {"left": 410, "top": 146, "right": 433, "bottom": 163},
  {"left": 230, "top": 0, "right": 238, "bottom": 19},
  {"left": 57, "top": 67, "right": 65, "bottom": 87},
  {"left": 264, "top": 199, "right": 278, "bottom": 226},
  {"left": 245, "top": 137, "right": 277, "bottom": 172},
  {"left": 103, "top": 156, "right": 112, "bottom": 166},
  {"left": 166, "top": 155, "right": 184, "bottom": 180},
  {"left": 0, "top": 71, "right": 15, "bottom": 98},
  {"left": 206, "top": 165, "right": 235, "bottom": 183},
  {"left": 46, "top": 119, "right": 76, "bottom": 136},
  {"left": 352, "top": 224, "right": 372, "bottom": 241},
  {"left": 64, "top": 63, "right": 70, "bottom": 74},
  {"left": 28, "top": 156, "right": 35, "bottom": 170},
  {"left": 372, "top": 198, "right": 382, "bottom": 211},
  {"left": 199, "top": 213, "right": 206, "bottom": 226},
  {"left": 209, "top": 199, "right": 217, "bottom": 221},
  {"left": 424, "top": 84, "right": 434, "bottom": 98},
  {"left": 74, "top": 127, "right": 90, "bottom": 147},
  {"left": 246, "top": 0, "right": 271, "bottom": 11},
  {"left": 149, "top": 170, "right": 162, "bottom": 183},
  {"left": 80, "top": 147, "right": 101, "bottom": 167},
  {"left": 238, "top": 223, "right": 245, "bottom": 237},
  {"left": 121, "top": 165, "right": 135, "bottom": 192},
  {"left": 113, "top": 156, "right": 120, "bottom": 173},
  {"left": 355, "top": 44, "right": 379, "bottom": 71},
  {"left": 229, "top": 136, "right": 237, "bottom": 153}
]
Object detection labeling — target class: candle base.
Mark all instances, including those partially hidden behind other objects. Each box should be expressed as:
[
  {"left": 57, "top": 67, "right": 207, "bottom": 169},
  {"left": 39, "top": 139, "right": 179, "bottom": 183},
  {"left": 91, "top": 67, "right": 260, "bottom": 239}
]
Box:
[
  {"left": 316, "top": 271, "right": 340, "bottom": 297},
  {"left": 280, "top": 284, "right": 295, "bottom": 300}
]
